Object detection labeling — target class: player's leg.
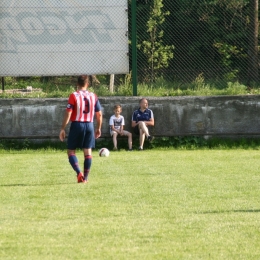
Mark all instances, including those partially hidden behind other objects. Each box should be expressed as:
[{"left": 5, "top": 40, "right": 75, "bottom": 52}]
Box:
[
  {"left": 123, "top": 130, "right": 132, "bottom": 150},
  {"left": 83, "top": 148, "right": 92, "bottom": 183},
  {"left": 133, "top": 125, "right": 143, "bottom": 150},
  {"left": 112, "top": 131, "right": 118, "bottom": 150},
  {"left": 67, "top": 149, "right": 82, "bottom": 175},
  {"left": 67, "top": 122, "right": 84, "bottom": 182},
  {"left": 138, "top": 121, "right": 149, "bottom": 137},
  {"left": 82, "top": 122, "right": 95, "bottom": 182},
  {"left": 139, "top": 129, "right": 145, "bottom": 150},
  {"left": 139, "top": 121, "right": 154, "bottom": 142}
]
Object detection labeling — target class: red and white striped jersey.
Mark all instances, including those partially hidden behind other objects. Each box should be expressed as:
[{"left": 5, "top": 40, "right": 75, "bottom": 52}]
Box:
[{"left": 66, "top": 90, "right": 101, "bottom": 122}]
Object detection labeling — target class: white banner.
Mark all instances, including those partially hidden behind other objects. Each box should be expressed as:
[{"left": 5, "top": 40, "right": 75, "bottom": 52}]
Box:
[{"left": 0, "top": 0, "right": 129, "bottom": 76}]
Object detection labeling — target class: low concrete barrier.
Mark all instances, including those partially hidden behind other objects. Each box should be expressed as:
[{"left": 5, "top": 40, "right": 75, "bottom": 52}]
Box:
[{"left": 0, "top": 95, "right": 260, "bottom": 139}]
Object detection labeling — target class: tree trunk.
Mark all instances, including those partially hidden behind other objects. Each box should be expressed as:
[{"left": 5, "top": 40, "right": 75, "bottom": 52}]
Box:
[{"left": 247, "top": 0, "right": 259, "bottom": 84}]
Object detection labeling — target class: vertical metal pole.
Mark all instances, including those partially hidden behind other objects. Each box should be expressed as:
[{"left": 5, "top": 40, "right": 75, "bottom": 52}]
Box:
[
  {"left": 1, "top": 77, "right": 4, "bottom": 92},
  {"left": 109, "top": 74, "right": 115, "bottom": 93},
  {"left": 247, "top": 0, "right": 259, "bottom": 83},
  {"left": 131, "top": 0, "right": 138, "bottom": 96}
]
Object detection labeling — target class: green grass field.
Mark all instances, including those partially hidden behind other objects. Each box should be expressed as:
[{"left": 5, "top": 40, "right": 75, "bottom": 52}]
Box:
[{"left": 1, "top": 149, "right": 260, "bottom": 259}]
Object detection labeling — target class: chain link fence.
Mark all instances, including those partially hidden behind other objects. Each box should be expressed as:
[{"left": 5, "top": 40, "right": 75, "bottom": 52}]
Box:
[
  {"left": 0, "top": 0, "right": 128, "bottom": 89},
  {"left": 130, "top": 0, "right": 259, "bottom": 88},
  {"left": 1, "top": 0, "right": 259, "bottom": 93}
]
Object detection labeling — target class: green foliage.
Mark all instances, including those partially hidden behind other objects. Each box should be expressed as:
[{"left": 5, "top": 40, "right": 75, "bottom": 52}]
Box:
[
  {"left": 225, "top": 81, "right": 247, "bottom": 94},
  {"left": 162, "top": 0, "right": 251, "bottom": 83},
  {"left": 213, "top": 42, "right": 244, "bottom": 67},
  {"left": 0, "top": 139, "right": 67, "bottom": 151},
  {"left": 1, "top": 77, "right": 260, "bottom": 98},
  {"left": 213, "top": 42, "right": 247, "bottom": 81},
  {"left": 138, "top": 0, "right": 174, "bottom": 82},
  {"left": 0, "top": 139, "right": 31, "bottom": 150},
  {"left": 2, "top": 136, "right": 260, "bottom": 151}
]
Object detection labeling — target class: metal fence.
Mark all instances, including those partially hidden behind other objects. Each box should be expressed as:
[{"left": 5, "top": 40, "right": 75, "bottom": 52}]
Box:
[
  {"left": 1, "top": 0, "right": 259, "bottom": 92},
  {"left": 0, "top": 1, "right": 128, "bottom": 78},
  {"left": 130, "top": 0, "right": 259, "bottom": 87}
]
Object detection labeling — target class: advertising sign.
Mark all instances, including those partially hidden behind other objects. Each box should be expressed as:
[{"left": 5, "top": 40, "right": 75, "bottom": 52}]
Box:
[{"left": 0, "top": 0, "right": 129, "bottom": 76}]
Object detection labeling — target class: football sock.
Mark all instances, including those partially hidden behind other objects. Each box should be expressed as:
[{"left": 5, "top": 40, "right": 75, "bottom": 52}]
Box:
[
  {"left": 68, "top": 153, "right": 81, "bottom": 175},
  {"left": 84, "top": 155, "right": 92, "bottom": 180}
]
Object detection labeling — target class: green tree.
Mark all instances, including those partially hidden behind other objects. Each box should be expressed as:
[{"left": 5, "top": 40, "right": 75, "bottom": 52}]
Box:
[
  {"left": 200, "top": 0, "right": 250, "bottom": 82},
  {"left": 138, "top": 0, "right": 174, "bottom": 82},
  {"left": 133, "top": 0, "right": 254, "bottom": 85}
]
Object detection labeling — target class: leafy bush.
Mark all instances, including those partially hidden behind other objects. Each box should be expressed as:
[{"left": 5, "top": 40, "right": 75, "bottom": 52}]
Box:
[
  {"left": 1, "top": 137, "right": 260, "bottom": 151},
  {"left": 1, "top": 75, "right": 260, "bottom": 99}
]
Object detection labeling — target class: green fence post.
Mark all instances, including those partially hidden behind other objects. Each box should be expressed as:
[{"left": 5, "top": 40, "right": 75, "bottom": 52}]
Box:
[
  {"left": 1, "top": 77, "right": 4, "bottom": 92},
  {"left": 131, "top": 0, "right": 138, "bottom": 96}
]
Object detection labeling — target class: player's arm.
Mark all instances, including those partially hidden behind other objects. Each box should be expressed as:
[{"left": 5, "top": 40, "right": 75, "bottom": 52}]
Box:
[
  {"left": 145, "top": 117, "right": 154, "bottom": 126},
  {"left": 109, "top": 119, "right": 117, "bottom": 132},
  {"left": 131, "top": 112, "right": 138, "bottom": 127},
  {"left": 145, "top": 110, "right": 154, "bottom": 126},
  {"left": 59, "top": 110, "right": 72, "bottom": 142},
  {"left": 120, "top": 117, "right": 125, "bottom": 134},
  {"left": 94, "top": 98, "right": 102, "bottom": 139},
  {"left": 109, "top": 117, "right": 115, "bottom": 132},
  {"left": 131, "top": 120, "right": 138, "bottom": 128},
  {"left": 119, "top": 125, "right": 124, "bottom": 135},
  {"left": 110, "top": 124, "right": 117, "bottom": 132},
  {"left": 111, "top": 125, "right": 120, "bottom": 134},
  {"left": 95, "top": 110, "right": 102, "bottom": 139}
]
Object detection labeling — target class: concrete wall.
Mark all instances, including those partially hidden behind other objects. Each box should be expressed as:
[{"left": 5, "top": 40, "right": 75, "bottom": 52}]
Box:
[{"left": 0, "top": 95, "right": 260, "bottom": 139}]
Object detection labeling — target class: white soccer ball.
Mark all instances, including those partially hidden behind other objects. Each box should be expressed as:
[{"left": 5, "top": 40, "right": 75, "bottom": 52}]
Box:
[{"left": 99, "top": 148, "right": 110, "bottom": 157}]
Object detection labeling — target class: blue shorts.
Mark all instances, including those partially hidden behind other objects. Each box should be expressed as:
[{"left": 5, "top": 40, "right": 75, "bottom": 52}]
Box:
[{"left": 67, "top": 121, "right": 95, "bottom": 150}]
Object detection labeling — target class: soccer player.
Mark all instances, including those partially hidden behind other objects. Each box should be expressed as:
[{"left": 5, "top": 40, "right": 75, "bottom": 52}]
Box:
[
  {"left": 131, "top": 98, "right": 154, "bottom": 150},
  {"left": 109, "top": 104, "right": 132, "bottom": 151},
  {"left": 59, "top": 75, "right": 102, "bottom": 183}
]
